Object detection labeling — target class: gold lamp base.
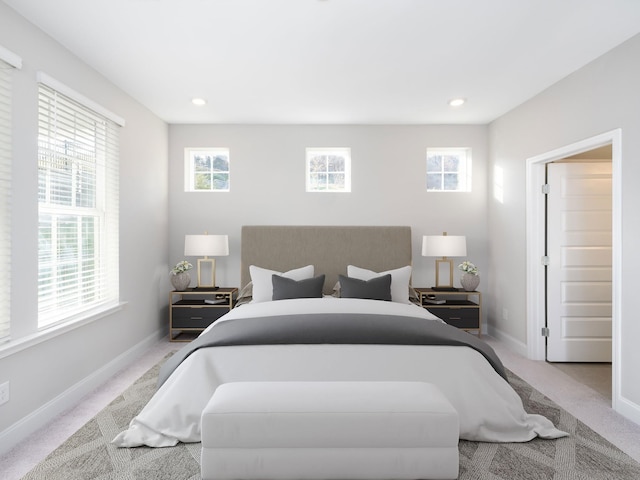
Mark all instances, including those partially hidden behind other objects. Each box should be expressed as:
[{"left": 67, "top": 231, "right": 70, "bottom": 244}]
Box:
[
  {"left": 432, "top": 258, "right": 458, "bottom": 291},
  {"left": 196, "top": 258, "right": 217, "bottom": 288}
]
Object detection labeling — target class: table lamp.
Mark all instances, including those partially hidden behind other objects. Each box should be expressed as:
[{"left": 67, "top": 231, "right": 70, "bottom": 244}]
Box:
[
  {"left": 422, "top": 232, "right": 467, "bottom": 290},
  {"left": 184, "top": 233, "right": 229, "bottom": 288}
]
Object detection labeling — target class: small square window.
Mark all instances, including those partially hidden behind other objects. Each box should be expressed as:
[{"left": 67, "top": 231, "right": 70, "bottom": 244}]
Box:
[
  {"left": 426, "top": 148, "right": 471, "bottom": 192},
  {"left": 184, "top": 148, "right": 230, "bottom": 192},
  {"left": 306, "top": 148, "right": 351, "bottom": 192}
]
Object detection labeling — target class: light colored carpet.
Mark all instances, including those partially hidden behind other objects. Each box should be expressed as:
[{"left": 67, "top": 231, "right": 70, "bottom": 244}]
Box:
[
  {"left": 551, "top": 362, "right": 612, "bottom": 400},
  {"left": 19, "top": 355, "right": 640, "bottom": 480}
]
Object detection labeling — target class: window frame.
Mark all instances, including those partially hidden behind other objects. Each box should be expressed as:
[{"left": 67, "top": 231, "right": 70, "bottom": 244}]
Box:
[
  {"left": 426, "top": 147, "right": 472, "bottom": 192},
  {"left": 184, "top": 147, "right": 231, "bottom": 192},
  {"left": 305, "top": 147, "right": 352, "bottom": 193},
  {"left": 37, "top": 76, "right": 121, "bottom": 330}
]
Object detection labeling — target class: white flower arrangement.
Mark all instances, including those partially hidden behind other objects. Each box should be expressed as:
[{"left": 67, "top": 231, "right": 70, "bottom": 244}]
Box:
[
  {"left": 171, "top": 260, "right": 193, "bottom": 275},
  {"left": 458, "top": 261, "right": 478, "bottom": 276}
]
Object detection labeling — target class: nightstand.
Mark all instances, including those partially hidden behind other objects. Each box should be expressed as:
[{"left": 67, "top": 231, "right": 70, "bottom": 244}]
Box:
[
  {"left": 414, "top": 287, "right": 482, "bottom": 336},
  {"left": 169, "top": 287, "right": 238, "bottom": 342}
]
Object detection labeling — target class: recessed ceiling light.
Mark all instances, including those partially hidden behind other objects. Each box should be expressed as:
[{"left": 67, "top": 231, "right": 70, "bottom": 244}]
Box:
[
  {"left": 448, "top": 98, "right": 466, "bottom": 107},
  {"left": 192, "top": 98, "right": 207, "bottom": 106}
]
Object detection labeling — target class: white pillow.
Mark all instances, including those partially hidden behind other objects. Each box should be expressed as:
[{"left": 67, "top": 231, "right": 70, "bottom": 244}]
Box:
[
  {"left": 347, "top": 265, "right": 412, "bottom": 304},
  {"left": 249, "top": 265, "right": 315, "bottom": 303}
]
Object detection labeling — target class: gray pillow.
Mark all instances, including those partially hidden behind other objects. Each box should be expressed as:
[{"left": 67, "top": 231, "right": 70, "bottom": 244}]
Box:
[
  {"left": 272, "top": 274, "right": 325, "bottom": 300},
  {"left": 338, "top": 274, "right": 392, "bottom": 301}
]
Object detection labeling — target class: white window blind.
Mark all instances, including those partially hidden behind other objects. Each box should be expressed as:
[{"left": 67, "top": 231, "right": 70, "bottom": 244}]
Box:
[
  {"left": 0, "top": 59, "right": 13, "bottom": 341},
  {"left": 37, "top": 82, "right": 120, "bottom": 328}
]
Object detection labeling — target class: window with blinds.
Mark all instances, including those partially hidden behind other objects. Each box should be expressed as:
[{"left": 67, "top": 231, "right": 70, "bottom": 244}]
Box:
[
  {"left": 0, "top": 59, "right": 13, "bottom": 341},
  {"left": 37, "top": 83, "right": 120, "bottom": 328}
]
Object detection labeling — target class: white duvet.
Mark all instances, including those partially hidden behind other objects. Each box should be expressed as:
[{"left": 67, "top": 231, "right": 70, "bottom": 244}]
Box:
[{"left": 112, "top": 298, "right": 567, "bottom": 447}]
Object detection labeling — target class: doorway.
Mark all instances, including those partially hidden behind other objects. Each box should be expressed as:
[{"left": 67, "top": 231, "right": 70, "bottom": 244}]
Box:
[{"left": 525, "top": 129, "right": 622, "bottom": 411}]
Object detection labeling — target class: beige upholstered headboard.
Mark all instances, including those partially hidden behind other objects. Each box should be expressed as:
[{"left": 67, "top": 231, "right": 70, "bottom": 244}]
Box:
[{"left": 241, "top": 225, "right": 412, "bottom": 295}]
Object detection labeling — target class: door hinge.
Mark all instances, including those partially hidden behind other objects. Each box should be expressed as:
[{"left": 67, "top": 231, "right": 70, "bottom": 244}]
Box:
[
  {"left": 541, "top": 184, "right": 550, "bottom": 194},
  {"left": 541, "top": 327, "right": 550, "bottom": 337},
  {"left": 541, "top": 256, "right": 550, "bottom": 266}
]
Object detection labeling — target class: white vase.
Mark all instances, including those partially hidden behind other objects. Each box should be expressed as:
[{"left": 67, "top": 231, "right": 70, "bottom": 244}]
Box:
[
  {"left": 460, "top": 273, "right": 480, "bottom": 292},
  {"left": 170, "top": 272, "right": 191, "bottom": 291}
]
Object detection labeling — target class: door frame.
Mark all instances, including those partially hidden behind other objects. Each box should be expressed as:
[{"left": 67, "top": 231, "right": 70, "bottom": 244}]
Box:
[{"left": 525, "top": 129, "right": 621, "bottom": 409}]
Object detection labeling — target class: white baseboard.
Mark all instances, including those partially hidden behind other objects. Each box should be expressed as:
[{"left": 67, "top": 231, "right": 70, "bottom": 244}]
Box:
[
  {"left": 488, "top": 324, "right": 640, "bottom": 429},
  {"left": 486, "top": 324, "right": 528, "bottom": 358},
  {"left": 615, "top": 392, "right": 640, "bottom": 426},
  {"left": 0, "top": 329, "right": 164, "bottom": 456}
]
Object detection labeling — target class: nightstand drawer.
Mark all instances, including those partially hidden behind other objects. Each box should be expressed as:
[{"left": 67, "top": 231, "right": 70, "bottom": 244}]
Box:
[
  {"left": 169, "top": 287, "right": 238, "bottom": 342},
  {"left": 426, "top": 306, "right": 479, "bottom": 329},
  {"left": 171, "top": 307, "right": 227, "bottom": 329},
  {"left": 415, "top": 288, "right": 481, "bottom": 335}
]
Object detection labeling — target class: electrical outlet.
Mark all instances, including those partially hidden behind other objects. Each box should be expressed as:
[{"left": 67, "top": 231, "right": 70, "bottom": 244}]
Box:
[
  {"left": 0, "top": 381, "right": 9, "bottom": 406},
  {"left": 502, "top": 308, "right": 509, "bottom": 321}
]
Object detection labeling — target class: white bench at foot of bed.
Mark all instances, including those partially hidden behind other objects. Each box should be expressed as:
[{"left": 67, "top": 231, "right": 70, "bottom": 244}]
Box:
[{"left": 201, "top": 381, "right": 459, "bottom": 480}]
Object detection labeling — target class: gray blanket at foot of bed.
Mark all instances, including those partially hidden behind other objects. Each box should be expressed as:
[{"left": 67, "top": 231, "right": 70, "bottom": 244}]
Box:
[{"left": 158, "top": 313, "right": 506, "bottom": 387}]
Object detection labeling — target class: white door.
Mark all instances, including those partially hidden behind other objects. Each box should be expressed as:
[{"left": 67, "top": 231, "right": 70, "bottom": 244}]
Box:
[{"left": 546, "top": 162, "right": 612, "bottom": 362}]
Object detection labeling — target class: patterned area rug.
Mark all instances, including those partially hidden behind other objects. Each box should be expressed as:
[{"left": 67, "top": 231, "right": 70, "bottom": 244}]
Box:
[{"left": 21, "top": 355, "right": 640, "bottom": 480}]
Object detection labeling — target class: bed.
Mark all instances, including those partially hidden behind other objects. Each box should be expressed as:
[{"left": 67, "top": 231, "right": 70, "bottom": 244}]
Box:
[{"left": 112, "top": 225, "right": 566, "bottom": 448}]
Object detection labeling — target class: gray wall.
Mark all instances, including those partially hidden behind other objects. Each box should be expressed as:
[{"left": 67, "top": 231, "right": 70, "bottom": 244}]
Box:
[
  {"left": 488, "top": 33, "right": 640, "bottom": 417},
  {"left": 0, "top": 3, "right": 169, "bottom": 447},
  {"left": 168, "top": 124, "right": 489, "bottom": 291}
]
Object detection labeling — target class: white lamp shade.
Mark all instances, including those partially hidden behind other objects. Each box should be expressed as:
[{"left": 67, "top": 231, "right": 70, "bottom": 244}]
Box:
[
  {"left": 422, "top": 235, "right": 467, "bottom": 257},
  {"left": 184, "top": 234, "right": 229, "bottom": 257}
]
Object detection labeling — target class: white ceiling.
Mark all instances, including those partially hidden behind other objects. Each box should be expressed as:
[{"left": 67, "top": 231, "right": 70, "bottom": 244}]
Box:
[{"left": 5, "top": 0, "right": 640, "bottom": 124}]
